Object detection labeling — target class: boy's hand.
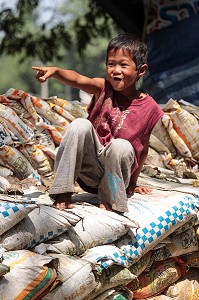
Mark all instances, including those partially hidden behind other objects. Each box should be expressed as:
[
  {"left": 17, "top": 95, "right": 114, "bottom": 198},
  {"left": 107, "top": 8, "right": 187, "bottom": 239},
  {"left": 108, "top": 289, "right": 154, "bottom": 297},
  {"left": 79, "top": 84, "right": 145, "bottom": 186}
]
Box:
[
  {"left": 126, "top": 184, "right": 152, "bottom": 195},
  {"left": 32, "top": 66, "right": 57, "bottom": 83}
]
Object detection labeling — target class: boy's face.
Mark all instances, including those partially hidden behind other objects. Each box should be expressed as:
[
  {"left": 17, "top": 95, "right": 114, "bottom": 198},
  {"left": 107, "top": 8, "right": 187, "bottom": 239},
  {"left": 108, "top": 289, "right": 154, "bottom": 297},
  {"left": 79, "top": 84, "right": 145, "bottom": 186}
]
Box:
[{"left": 106, "top": 48, "right": 143, "bottom": 97}]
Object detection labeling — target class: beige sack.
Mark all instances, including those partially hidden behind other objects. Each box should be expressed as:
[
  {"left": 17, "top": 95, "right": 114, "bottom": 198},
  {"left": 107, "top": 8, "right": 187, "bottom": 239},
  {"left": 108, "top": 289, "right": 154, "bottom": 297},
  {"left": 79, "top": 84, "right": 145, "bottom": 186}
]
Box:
[
  {"left": 0, "top": 250, "right": 60, "bottom": 300},
  {"left": 0, "top": 145, "right": 34, "bottom": 179},
  {"left": 151, "top": 117, "right": 177, "bottom": 157},
  {"left": 42, "top": 254, "right": 96, "bottom": 300},
  {"left": 163, "top": 98, "right": 199, "bottom": 160},
  {"left": 165, "top": 267, "right": 199, "bottom": 300}
]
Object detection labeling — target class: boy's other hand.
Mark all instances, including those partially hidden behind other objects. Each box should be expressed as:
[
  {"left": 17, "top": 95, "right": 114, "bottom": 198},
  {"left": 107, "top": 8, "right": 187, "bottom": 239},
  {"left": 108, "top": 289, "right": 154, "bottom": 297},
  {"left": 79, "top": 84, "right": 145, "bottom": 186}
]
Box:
[{"left": 126, "top": 184, "right": 152, "bottom": 195}]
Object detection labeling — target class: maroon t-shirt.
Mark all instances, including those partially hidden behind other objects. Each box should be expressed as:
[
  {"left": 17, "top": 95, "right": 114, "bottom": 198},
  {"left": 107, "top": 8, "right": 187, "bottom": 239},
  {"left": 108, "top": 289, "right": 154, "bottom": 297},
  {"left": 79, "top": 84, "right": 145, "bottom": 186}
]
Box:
[{"left": 87, "top": 80, "right": 164, "bottom": 174}]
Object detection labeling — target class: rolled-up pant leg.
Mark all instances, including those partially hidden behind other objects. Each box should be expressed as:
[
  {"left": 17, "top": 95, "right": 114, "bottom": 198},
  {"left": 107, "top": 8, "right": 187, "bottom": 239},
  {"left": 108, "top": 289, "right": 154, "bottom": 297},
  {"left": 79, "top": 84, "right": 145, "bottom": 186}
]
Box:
[{"left": 98, "top": 139, "right": 135, "bottom": 212}]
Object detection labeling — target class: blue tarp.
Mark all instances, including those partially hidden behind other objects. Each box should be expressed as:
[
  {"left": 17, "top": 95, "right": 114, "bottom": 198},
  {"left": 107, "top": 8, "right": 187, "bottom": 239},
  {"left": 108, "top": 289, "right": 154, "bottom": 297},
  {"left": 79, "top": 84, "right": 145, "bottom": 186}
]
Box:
[{"left": 144, "top": 14, "right": 199, "bottom": 105}]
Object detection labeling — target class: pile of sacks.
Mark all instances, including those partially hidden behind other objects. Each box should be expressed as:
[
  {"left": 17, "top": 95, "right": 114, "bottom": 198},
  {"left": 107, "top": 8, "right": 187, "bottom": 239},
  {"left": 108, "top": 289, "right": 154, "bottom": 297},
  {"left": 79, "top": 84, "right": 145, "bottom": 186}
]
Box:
[
  {"left": 0, "top": 88, "right": 198, "bottom": 299},
  {"left": 146, "top": 98, "right": 199, "bottom": 183},
  {"left": 0, "top": 190, "right": 199, "bottom": 299}
]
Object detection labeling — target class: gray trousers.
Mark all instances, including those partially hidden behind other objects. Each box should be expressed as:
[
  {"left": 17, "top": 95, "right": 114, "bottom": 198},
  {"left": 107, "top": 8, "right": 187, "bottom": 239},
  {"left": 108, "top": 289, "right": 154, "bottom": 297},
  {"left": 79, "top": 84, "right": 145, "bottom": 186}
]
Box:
[{"left": 49, "top": 118, "right": 135, "bottom": 212}]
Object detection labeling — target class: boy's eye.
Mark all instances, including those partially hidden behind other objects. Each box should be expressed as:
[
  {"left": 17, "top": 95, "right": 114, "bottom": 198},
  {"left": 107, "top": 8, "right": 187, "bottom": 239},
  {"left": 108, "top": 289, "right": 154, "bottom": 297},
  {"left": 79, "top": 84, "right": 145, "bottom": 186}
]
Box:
[
  {"left": 107, "top": 63, "right": 114, "bottom": 67},
  {"left": 121, "top": 63, "right": 129, "bottom": 67}
]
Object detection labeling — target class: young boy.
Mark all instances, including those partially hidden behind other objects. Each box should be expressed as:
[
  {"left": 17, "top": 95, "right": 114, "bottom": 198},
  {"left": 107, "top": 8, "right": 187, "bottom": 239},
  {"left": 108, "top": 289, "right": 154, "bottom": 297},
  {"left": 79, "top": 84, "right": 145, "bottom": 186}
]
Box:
[{"left": 32, "top": 33, "right": 164, "bottom": 212}]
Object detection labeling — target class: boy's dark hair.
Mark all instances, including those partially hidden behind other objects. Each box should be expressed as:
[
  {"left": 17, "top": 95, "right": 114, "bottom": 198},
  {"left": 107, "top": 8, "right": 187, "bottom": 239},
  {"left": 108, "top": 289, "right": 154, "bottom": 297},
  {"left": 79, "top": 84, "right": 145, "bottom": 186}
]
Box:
[{"left": 106, "top": 32, "right": 148, "bottom": 70}]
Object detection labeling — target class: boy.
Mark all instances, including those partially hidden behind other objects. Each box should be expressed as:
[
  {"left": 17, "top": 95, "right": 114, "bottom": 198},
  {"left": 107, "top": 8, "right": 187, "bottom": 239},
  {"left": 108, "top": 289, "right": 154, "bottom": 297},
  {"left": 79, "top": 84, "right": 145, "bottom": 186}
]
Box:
[{"left": 32, "top": 33, "right": 164, "bottom": 212}]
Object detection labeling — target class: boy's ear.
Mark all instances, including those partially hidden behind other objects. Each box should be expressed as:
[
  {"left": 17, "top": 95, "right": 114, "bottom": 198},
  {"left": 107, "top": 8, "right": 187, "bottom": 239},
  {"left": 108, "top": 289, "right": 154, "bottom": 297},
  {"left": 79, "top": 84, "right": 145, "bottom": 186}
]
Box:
[{"left": 137, "top": 64, "right": 148, "bottom": 79}]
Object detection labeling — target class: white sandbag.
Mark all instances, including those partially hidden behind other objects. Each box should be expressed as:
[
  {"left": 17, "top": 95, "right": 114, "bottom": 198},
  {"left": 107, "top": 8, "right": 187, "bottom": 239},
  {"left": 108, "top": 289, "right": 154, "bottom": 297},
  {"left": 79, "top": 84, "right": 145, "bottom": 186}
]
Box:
[
  {"left": 19, "top": 143, "right": 54, "bottom": 179},
  {"left": 0, "top": 175, "right": 11, "bottom": 192},
  {"left": 0, "top": 122, "right": 13, "bottom": 147},
  {"left": 35, "top": 115, "right": 64, "bottom": 145},
  {"left": 0, "top": 249, "right": 60, "bottom": 300},
  {"left": 82, "top": 192, "right": 198, "bottom": 270},
  {"left": 82, "top": 244, "right": 127, "bottom": 270},
  {"left": 7, "top": 89, "right": 63, "bottom": 145},
  {"left": 0, "top": 205, "right": 81, "bottom": 251},
  {"left": 0, "top": 199, "right": 37, "bottom": 235},
  {"left": 0, "top": 165, "right": 13, "bottom": 177},
  {"left": 0, "top": 94, "right": 35, "bottom": 127},
  {"left": 163, "top": 98, "right": 199, "bottom": 160},
  {"left": 0, "top": 103, "right": 34, "bottom": 143},
  {"left": 20, "top": 94, "right": 68, "bottom": 135},
  {"left": 42, "top": 254, "right": 96, "bottom": 300},
  {"left": 35, "top": 126, "right": 56, "bottom": 150},
  {"left": 161, "top": 114, "right": 192, "bottom": 158},
  {"left": 151, "top": 117, "right": 177, "bottom": 158},
  {"left": 5, "top": 88, "right": 68, "bottom": 132},
  {"left": 121, "top": 192, "right": 198, "bottom": 263},
  {"left": 145, "top": 147, "right": 165, "bottom": 168},
  {"left": 51, "top": 97, "right": 87, "bottom": 119},
  {"left": 0, "top": 145, "right": 34, "bottom": 179},
  {"left": 149, "top": 134, "right": 170, "bottom": 154},
  {"left": 151, "top": 226, "right": 198, "bottom": 261},
  {"left": 37, "top": 203, "right": 137, "bottom": 256}
]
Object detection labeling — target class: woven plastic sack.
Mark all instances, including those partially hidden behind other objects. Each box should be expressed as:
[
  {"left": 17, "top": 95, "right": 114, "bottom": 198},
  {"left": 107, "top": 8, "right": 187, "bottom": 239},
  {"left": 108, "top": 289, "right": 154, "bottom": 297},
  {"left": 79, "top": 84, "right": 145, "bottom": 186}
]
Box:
[
  {"left": 0, "top": 249, "right": 60, "bottom": 300},
  {"left": 161, "top": 114, "right": 192, "bottom": 158},
  {"left": 19, "top": 143, "right": 54, "bottom": 179},
  {"left": 165, "top": 267, "right": 199, "bottom": 300},
  {"left": 83, "top": 193, "right": 198, "bottom": 271},
  {"left": 163, "top": 98, "right": 199, "bottom": 160},
  {"left": 38, "top": 203, "right": 136, "bottom": 256},
  {"left": 5, "top": 88, "right": 68, "bottom": 131},
  {"left": 5, "top": 88, "right": 63, "bottom": 145},
  {"left": 181, "top": 251, "right": 199, "bottom": 268},
  {"left": 0, "top": 199, "right": 37, "bottom": 235},
  {"left": 0, "top": 205, "right": 81, "bottom": 251},
  {"left": 129, "top": 251, "right": 152, "bottom": 276},
  {"left": 42, "top": 254, "right": 96, "bottom": 300},
  {"left": 0, "top": 122, "right": 13, "bottom": 147},
  {"left": 120, "top": 192, "right": 197, "bottom": 265},
  {"left": 86, "top": 265, "right": 137, "bottom": 300},
  {"left": 0, "top": 94, "right": 34, "bottom": 122},
  {"left": 0, "top": 145, "right": 34, "bottom": 179},
  {"left": 51, "top": 97, "right": 87, "bottom": 119},
  {"left": 151, "top": 226, "right": 198, "bottom": 261},
  {"left": 151, "top": 117, "right": 176, "bottom": 158},
  {"left": 0, "top": 103, "right": 34, "bottom": 144},
  {"left": 145, "top": 147, "right": 165, "bottom": 168},
  {"left": 127, "top": 257, "right": 187, "bottom": 299}
]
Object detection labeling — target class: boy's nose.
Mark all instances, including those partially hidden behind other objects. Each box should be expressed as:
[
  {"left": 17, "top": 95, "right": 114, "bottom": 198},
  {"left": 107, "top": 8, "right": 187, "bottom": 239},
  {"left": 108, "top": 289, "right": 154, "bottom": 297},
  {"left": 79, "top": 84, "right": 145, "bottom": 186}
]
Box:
[{"left": 113, "top": 65, "right": 122, "bottom": 74}]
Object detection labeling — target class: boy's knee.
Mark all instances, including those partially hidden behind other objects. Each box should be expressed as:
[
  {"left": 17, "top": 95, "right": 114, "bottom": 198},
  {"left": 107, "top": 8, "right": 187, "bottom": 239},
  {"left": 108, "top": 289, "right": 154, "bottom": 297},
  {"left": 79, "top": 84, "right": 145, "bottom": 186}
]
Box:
[
  {"left": 70, "top": 118, "right": 92, "bottom": 133},
  {"left": 111, "top": 138, "right": 133, "bottom": 155}
]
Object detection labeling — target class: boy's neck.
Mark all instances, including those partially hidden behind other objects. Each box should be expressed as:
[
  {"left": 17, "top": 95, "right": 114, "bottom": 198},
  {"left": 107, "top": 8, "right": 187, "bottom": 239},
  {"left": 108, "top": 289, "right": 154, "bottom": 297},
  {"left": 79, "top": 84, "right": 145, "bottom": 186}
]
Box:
[{"left": 120, "top": 90, "right": 146, "bottom": 100}]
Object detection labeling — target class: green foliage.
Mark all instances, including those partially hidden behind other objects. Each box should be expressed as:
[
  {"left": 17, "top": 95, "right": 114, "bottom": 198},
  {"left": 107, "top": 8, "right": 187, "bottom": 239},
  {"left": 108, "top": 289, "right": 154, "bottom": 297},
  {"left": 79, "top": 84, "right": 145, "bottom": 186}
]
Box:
[
  {"left": 74, "top": 1, "right": 114, "bottom": 55},
  {"left": 0, "top": 0, "right": 116, "bottom": 63},
  {"left": 0, "top": 0, "right": 118, "bottom": 97},
  {"left": 0, "top": 0, "right": 71, "bottom": 62}
]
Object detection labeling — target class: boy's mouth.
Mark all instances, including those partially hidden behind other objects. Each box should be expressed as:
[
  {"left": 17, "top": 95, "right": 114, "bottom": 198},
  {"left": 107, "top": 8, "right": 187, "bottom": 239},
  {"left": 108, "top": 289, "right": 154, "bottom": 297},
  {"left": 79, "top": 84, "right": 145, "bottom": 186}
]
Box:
[{"left": 113, "top": 77, "right": 122, "bottom": 81}]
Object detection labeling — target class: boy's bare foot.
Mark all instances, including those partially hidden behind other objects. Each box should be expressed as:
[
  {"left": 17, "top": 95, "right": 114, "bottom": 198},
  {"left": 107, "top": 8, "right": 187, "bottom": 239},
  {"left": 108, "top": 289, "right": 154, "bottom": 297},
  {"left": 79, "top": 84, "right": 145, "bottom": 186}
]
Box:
[
  {"left": 99, "top": 201, "right": 113, "bottom": 211},
  {"left": 52, "top": 193, "right": 74, "bottom": 209}
]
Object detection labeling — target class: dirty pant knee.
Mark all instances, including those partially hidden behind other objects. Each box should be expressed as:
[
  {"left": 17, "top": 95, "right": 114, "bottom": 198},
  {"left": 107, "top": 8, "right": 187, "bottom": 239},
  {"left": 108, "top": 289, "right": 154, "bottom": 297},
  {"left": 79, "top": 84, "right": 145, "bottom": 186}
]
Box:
[{"left": 98, "top": 138, "right": 135, "bottom": 212}]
